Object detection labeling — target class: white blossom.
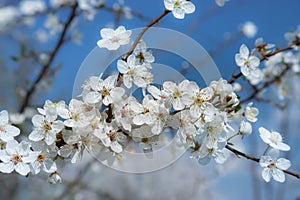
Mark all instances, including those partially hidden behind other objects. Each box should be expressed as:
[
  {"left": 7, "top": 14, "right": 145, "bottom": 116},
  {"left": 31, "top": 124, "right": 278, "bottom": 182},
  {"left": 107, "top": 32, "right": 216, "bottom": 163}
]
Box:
[
  {"left": 30, "top": 142, "right": 57, "bottom": 174},
  {"left": 82, "top": 75, "right": 125, "bottom": 106},
  {"left": 164, "top": 0, "right": 195, "bottom": 19},
  {"left": 244, "top": 102, "right": 259, "bottom": 122},
  {"left": 19, "top": 0, "right": 46, "bottom": 15},
  {"left": 259, "top": 127, "right": 290, "bottom": 151},
  {"left": 117, "top": 55, "right": 150, "bottom": 88},
  {"left": 29, "top": 115, "right": 64, "bottom": 145},
  {"left": 97, "top": 26, "right": 132, "bottom": 50},
  {"left": 44, "top": 14, "right": 62, "bottom": 36},
  {"left": 0, "top": 110, "right": 20, "bottom": 142},
  {"left": 241, "top": 21, "right": 258, "bottom": 38},
  {"left": 215, "top": 0, "right": 229, "bottom": 7},
  {"left": 133, "top": 40, "right": 155, "bottom": 68},
  {"left": 239, "top": 120, "right": 252, "bottom": 136},
  {"left": 259, "top": 149, "right": 291, "bottom": 182},
  {"left": 48, "top": 172, "right": 62, "bottom": 184},
  {"left": 0, "top": 140, "right": 36, "bottom": 176},
  {"left": 235, "top": 44, "right": 260, "bottom": 77},
  {"left": 162, "top": 80, "right": 191, "bottom": 110},
  {"left": 0, "top": 6, "right": 19, "bottom": 31},
  {"left": 58, "top": 99, "right": 91, "bottom": 128}
]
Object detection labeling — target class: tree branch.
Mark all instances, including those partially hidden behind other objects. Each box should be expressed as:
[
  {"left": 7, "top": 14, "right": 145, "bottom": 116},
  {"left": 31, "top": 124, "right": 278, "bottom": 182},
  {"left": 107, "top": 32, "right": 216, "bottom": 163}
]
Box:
[
  {"left": 225, "top": 145, "right": 300, "bottom": 179},
  {"left": 240, "top": 64, "right": 290, "bottom": 104},
  {"left": 123, "top": 9, "right": 170, "bottom": 61},
  {"left": 19, "top": 3, "right": 78, "bottom": 113},
  {"left": 228, "top": 44, "right": 295, "bottom": 84}
]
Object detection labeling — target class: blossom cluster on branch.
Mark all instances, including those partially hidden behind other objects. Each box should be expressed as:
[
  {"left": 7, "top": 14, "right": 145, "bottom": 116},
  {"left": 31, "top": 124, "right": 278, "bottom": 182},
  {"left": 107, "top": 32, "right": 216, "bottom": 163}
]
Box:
[{"left": 0, "top": 0, "right": 299, "bottom": 185}]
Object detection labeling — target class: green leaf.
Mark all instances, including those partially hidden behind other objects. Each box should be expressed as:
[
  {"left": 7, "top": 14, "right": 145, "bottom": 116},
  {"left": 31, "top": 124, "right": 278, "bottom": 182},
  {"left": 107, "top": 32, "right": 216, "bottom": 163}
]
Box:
[
  {"left": 235, "top": 104, "right": 242, "bottom": 113},
  {"left": 11, "top": 56, "right": 19, "bottom": 61}
]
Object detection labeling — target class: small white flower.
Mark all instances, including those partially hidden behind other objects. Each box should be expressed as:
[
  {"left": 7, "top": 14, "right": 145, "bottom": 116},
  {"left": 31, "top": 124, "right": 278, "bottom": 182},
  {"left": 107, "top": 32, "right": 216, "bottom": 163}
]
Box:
[
  {"left": 48, "top": 172, "right": 62, "bottom": 184},
  {"left": 235, "top": 44, "right": 260, "bottom": 77},
  {"left": 0, "top": 6, "right": 19, "bottom": 31},
  {"left": 19, "top": 0, "right": 46, "bottom": 15},
  {"left": 284, "top": 25, "right": 300, "bottom": 45},
  {"left": 241, "top": 21, "right": 257, "bottom": 39},
  {"left": 246, "top": 68, "right": 264, "bottom": 85},
  {"left": 175, "top": 110, "right": 197, "bottom": 142},
  {"left": 117, "top": 55, "right": 150, "bottom": 88},
  {"left": 9, "top": 113, "right": 26, "bottom": 125},
  {"left": 215, "top": 0, "right": 229, "bottom": 7},
  {"left": 97, "top": 26, "right": 132, "bottom": 50},
  {"left": 239, "top": 120, "right": 252, "bottom": 136},
  {"left": 29, "top": 115, "right": 64, "bottom": 145},
  {"left": 259, "top": 149, "right": 291, "bottom": 183},
  {"left": 83, "top": 75, "right": 125, "bottom": 105},
  {"left": 93, "top": 125, "right": 125, "bottom": 153},
  {"left": 164, "top": 0, "right": 195, "bottom": 19},
  {"left": 30, "top": 142, "right": 57, "bottom": 174},
  {"left": 133, "top": 40, "right": 155, "bottom": 68},
  {"left": 44, "top": 14, "right": 62, "bottom": 36},
  {"left": 244, "top": 102, "right": 259, "bottom": 122},
  {"left": 58, "top": 99, "right": 91, "bottom": 128},
  {"left": 183, "top": 82, "right": 214, "bottom": 118},
  {"left": 163, "top": 80, "right": 190, "bottom": 110},
  {"left": 0, "top": 140, "right": 37, "bottom": 176},
  {"left": 37, "top": 100, "right": 66, "bottom": 121},
  {"left": 259, "top": 127, "right": 290, "bottom": 151},
  {"left": 196, "top": 141, "right": 227, "bottom": 165},
  {"left": 0, "top": 110, "right": 20, "bottom": 142}
]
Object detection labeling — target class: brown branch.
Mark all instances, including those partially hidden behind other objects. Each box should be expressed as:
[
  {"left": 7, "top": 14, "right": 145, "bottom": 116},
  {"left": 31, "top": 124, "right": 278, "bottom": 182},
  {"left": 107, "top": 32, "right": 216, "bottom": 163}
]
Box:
[
  {"left": 19, "top": 3, "right": 78, "bottom": 113},
  {"left": 228, "top": 44, "right": 295, "bottom": 84},
  {"left": 240, "top": 64, "right": 290, "bottom": 104},
  {"left": 225, "top": 145, "right": 300, "bottom": 179},
  {"left": 123, "top": 9, "right": 170, "bottom": 61}
]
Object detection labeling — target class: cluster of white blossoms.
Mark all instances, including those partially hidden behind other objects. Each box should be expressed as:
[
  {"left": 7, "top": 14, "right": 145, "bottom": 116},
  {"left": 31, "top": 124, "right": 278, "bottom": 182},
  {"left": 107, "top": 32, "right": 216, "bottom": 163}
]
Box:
[
  {"left": 259, "top": 127, "right": 291, "bottom": 182},
  {"left": 234, "top": 29, "right": 300, "bottom": 100},
  {"left": 0, "top": 22, "right": 291, "bottom": 184},
  {"left": 0, "top": 0, "right": 298, "bottom": 185}
]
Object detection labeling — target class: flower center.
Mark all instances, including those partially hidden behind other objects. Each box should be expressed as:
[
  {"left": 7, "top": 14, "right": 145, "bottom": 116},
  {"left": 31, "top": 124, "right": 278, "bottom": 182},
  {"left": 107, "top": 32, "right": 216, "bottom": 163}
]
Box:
[
  {"left": 37, "top": 153, "right": 45, "bottom": 162},
  {"left": 128, "top": 69, "right": 135, "bottom": 76},
  {"left": 111, "top": 36, "right": 119, "bottom": 43},
  {"left": 244, "top": 60, "right": 250, "bottom": 67},
  {"left": 107, "top": 131, "right": 116, "bottom": 141},
  {"left": 173, "top": 89, "right": 182, "bottom": 98},
  {"left": 136, "top": 52, "right": 145, "bottom": 64},
  {"left": 43, "top": 122, "right": 52, "bottom": 131},
  {"left": 268, "top": 161, "right": 276, "bottom": 169},
  {"left": 71, "top": 112, "right": 79, "bottom": 121},
  {"left": 11, "top": 154, "right": 23, "bottom": 164},
  {"left": 157, "top": 113, "right": 165, "bottom": 120},
  {"left": 0, "top": 126, "right": 4, "bottom": 132},
  {"left": 174, "top": 0, "right": 181, "bottom": 8},
  {"left": 194, "top": 96, "right": 203, "bottom": 105},
  {"left": 101, "top": 87, "right": 110, "bottom": 97}
]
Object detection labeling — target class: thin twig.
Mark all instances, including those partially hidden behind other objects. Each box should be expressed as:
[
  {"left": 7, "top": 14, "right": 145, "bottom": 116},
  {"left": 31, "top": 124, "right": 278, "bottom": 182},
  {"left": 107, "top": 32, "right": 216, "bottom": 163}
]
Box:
[
  {"left": 123, "top": 9, "right": 170, "bottom": 61},
  {"left": 240, "top": 64, "right": 290, "bottom": 104},
  {"left": 225, "top": 145, "right": 300, "bottom": 179},
  {"left": 19, "top": 3, "right": 79, "bottom": 113}
]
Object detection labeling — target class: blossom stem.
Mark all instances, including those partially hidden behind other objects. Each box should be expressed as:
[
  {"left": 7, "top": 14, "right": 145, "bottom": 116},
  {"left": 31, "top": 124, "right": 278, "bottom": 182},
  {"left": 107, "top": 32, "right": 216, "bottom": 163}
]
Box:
[
  {"left": 227, "top": 133, "right": 239, "bottom": 141},
  {"left": 262, "top": 145, "right": 270, "bottom": 156},
  {"left": 225, "top": 145, "right": 300, "bottom": 179}
]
